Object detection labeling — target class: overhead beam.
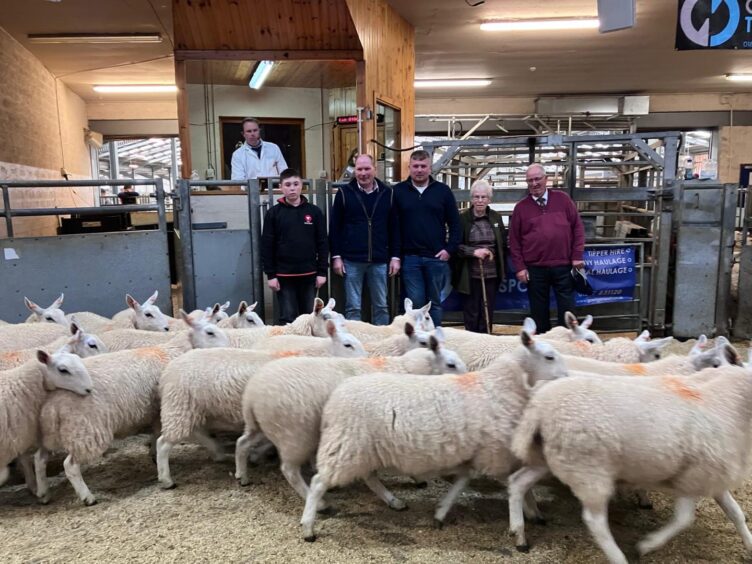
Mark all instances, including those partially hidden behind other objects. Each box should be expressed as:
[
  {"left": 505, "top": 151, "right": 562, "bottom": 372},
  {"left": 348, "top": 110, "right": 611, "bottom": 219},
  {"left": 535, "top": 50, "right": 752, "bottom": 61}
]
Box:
[{"left": 175, "top": 49, "right": 363, "bottom": 61}]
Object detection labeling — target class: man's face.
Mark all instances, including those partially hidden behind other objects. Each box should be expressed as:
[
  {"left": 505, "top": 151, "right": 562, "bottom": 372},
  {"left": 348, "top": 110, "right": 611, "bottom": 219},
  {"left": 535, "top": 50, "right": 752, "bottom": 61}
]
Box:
[
  {"left": 242, "top": 122, "right": 261, "bottom": 146},
  {"left": 409, "top": 158, "right": 431, "bottom": 184},
  {"left": 526, "top": 168, "right": 548, "bottom": 198},
  {"left": 124, "top": 186, "right": 134, "bottom": 192},
  {"left": 354, "top": 156, "right": 375, "bottom": 186},
  {"left": 280, "top": 176, "right": 302, "bottom": 202}
]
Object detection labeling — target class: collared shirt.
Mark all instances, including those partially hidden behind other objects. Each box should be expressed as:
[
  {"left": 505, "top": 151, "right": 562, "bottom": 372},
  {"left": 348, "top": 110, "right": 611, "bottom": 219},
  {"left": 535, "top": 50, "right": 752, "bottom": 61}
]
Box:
[
  {"left": 230, "top": 140, "right": 288, "bottom": 180},
  {"left": 357, "top": 181, "right": 379, "bottom": 194},
  {"left": 531, "top": 189, "right": 549, "bottom": 206}
]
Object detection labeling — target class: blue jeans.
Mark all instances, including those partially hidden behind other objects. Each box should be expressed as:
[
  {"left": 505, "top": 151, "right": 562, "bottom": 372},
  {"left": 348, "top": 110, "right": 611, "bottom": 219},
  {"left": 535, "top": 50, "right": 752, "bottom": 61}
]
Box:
[
  {"left": 401, "top": 255, "right": 450, "bottom": 327},
  {"left": 343, "top": 260, "right": 389, "bottom": 325}
]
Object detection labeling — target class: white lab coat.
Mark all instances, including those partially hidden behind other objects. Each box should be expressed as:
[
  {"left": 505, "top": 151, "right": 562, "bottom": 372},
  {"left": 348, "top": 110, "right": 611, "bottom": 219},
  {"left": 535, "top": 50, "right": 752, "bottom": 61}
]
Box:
[{"left": 230, "top": 141, "right": 288, "bottom": 180}]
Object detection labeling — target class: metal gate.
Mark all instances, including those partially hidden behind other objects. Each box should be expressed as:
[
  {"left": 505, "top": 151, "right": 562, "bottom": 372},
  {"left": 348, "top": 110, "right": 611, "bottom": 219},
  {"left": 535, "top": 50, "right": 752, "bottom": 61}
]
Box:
[{"left": 0, "top": 179, "right": 171, "bottom": 322}]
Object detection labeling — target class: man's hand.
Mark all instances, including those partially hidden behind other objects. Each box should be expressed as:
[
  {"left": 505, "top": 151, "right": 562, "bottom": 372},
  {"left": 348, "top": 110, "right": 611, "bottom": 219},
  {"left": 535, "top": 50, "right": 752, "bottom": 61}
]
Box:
[
  {"left": 572, "top": 260, "right": 585, "bottom": 269},
  {"left": 435, "top": 249, "right": 450, "bottom": 261},
  {"left": 389, "top": 258, "right": 401, "bottom": 276},
  {"left": 473, "top": 248, "right": 493, "bottom": 261},
  {"left": 315, "top": 276, "right": 327, "bottom": 289},
  {"left": 267, "top": 278, "right": 280, "bottom": 292},
  {"left": 516, "top": 269, "right": 529, "bottom": 283},
  {"left": 332, "top": 257, "right": 345, "bottom": 276}
]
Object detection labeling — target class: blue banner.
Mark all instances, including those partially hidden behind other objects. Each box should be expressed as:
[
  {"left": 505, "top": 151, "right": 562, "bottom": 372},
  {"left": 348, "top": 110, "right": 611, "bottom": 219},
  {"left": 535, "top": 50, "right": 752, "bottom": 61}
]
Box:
[
  {"left": 676, "top": 0, "right": 752, "bottom": 50},
  {"left": 442, "top": 245, "right": 637, "bottom": 311}
]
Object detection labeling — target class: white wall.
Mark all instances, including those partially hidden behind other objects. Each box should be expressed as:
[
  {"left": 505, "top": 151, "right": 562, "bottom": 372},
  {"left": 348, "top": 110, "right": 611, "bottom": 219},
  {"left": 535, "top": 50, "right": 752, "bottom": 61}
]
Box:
[{"left": 188, "top": 84, "right": 331, "bottom": 180}]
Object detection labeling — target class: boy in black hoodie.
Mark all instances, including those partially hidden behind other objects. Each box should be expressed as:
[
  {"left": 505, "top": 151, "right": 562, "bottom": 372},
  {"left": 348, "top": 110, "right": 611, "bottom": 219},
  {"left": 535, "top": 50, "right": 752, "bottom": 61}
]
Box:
[{"left": 261, "top": 169, "right": 328, "bottom": 324}]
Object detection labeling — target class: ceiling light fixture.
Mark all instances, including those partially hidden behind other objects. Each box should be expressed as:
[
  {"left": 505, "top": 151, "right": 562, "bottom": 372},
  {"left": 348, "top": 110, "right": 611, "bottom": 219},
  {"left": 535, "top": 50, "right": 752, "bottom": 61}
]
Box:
[
  {"left": 414, "top": 79, "right": 492, "bottom": 88},
  {"left": 480, "top": 18, "right": 599, "bottom": 31},
  {"left": 249, "top": 61, "right": 274, "bottom": 90},
  {"left": 28, "top": 33, "right": 162, "bottom": 44},
  {"left": 726, "top": 73, "right": 752, "bottom": 82},
  {"left": 93, "top": 85, "right": 177, "bottom": 93}
]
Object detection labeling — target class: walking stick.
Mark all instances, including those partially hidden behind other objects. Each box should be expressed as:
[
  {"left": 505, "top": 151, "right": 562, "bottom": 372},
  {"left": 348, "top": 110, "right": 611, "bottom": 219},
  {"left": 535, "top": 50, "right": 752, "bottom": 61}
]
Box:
[{"left": 479, "top": 258, "right": 492, "bottom": 334}]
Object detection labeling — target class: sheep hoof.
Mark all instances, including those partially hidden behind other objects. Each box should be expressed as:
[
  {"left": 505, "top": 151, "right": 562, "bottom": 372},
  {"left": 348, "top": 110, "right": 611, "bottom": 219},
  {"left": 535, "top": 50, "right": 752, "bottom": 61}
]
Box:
[
  {"left": 238, "top": 478, "right": 251, "bottom": 487},
  {"left": 515, "top": 543, "right": 530, "bottom": 553},
  {"left": 84, "top": 497, "right": 98, "bottom": 507},
  {"left": 37, "top": 494, "right": 51, "bottom": 505},
  {"left": 317, "top": 506, "right": 337, "bottom": 516},
  {"left": 303, "top": 534, "right": 317, "bottom": 543},
  {"left": 433, "top": 518, "right": 444, "bottom": 530},
  {"left": 638, "top": 501, "right": 654, "bottom": 510},
  {"left": 413, "top": 480, "right": 428, "bottom": 489},
  {"left": 160, "top": 481, "right": 177, "bottom": 490},
  {"left": 389, "top": 499, "right": 408, "bottom": 511}
]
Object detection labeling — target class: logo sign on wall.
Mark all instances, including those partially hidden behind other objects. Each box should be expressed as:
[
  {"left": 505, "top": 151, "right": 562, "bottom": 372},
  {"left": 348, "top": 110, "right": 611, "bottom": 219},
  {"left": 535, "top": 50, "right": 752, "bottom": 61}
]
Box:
[{"left": 676, "top": 0, "right": 752, "bottom": 49}]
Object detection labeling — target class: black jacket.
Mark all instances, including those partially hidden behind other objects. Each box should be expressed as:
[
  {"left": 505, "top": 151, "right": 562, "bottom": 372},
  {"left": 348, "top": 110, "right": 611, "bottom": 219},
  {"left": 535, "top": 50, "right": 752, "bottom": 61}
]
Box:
[
  {"left": 261, "top": 196, "right": 328, "bottom": 277},
  {"left": 328, "top": 178, "right": 400, "bottom": 263},
  {"left": 393, "top": 176, "right": 461, "bottom": 257},
  {"left": 451, "top": 208, "right": 507, "bottom": 295}
]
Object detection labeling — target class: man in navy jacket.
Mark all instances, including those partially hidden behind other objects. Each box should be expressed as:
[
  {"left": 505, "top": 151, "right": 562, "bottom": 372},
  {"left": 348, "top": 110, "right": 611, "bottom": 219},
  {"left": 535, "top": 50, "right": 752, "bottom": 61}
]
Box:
[
  {"left": 393, "top": 150, "right": 461, "bottom": 327},
  {"left": 329, "top": 154, "right": 400, "bottom": 325}
]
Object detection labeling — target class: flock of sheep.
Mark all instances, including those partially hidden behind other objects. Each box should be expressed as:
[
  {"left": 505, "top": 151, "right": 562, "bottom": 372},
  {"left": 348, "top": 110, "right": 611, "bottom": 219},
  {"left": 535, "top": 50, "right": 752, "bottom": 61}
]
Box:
[{"left": 1, "top": 291, "right": 751, "bottom": 564}]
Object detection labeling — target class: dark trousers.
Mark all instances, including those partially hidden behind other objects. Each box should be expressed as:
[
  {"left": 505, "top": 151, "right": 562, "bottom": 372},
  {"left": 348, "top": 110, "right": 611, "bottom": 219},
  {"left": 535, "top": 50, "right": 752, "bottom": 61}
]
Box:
[
  {"left": 277, "top": 275, "right": 316, "bottom": 325},
  {"left": 527, "top": 265, "right": 576, "bottom": 333},
  {"left": 463, "top": 276, "right": 497, "bottom": 333}
]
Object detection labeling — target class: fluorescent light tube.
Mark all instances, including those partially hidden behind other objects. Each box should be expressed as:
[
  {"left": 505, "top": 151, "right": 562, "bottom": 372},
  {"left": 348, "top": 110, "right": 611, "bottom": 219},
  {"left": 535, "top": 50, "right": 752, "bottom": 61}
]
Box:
[
  {"left": 93, "top": 85, "right": 177, "bottom": 93},
  {"left": 28, "top": 33, "right": 162, "bottom": 44},
  {"left": 414, "top": 79, "right": 492, "bottom": 88},
  {"left": 249, "top": 61, "right": 274, "bottom": 90},
  {"left": 481, "top": 18, "right": 599, "bottom": 31},
  {"left": 726, "top": 73, "right": 752, "bottom": 82}
]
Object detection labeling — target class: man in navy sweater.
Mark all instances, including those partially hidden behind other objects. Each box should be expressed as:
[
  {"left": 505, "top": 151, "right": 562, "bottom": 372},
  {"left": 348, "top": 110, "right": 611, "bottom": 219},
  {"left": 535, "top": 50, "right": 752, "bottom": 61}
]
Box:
[
  {"left": 393, "top": 150, "right": 461, "bottom": 327},
  {"left": 329, "top": 154, "right": 400, "bottom": 325},
  {"left": 509, "top": 163, "right": 585, "bottom": 332}
]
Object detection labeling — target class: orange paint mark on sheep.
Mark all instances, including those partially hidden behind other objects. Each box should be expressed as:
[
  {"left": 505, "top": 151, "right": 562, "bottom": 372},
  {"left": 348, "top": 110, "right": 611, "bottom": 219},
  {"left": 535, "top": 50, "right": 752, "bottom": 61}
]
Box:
[
  {"left": 273, "top": 350, "right": 301, "bottom": 358},
  {"left": 663, "top": 376, "right": 702, "bottom": 401},
  {"left": 135, "top": 347, "right": 170, "bottom": 364},
  {"left": 269, "top": 327, "right": 285, "bottom": 337},
  {"left": 0, "top": 351, "right": 23, "bottom": 364},
  {"left": 453, "top": 372, "right": 480, "bottom": 390},
  {"left": 624, "top": 363, "right": 647, "bottom": 376},
  {"left": 574, "top": 341, "right": 591, "bottom": 351},
  {"left": 366, "top": 357, "right": 387, "bottom": 370}
]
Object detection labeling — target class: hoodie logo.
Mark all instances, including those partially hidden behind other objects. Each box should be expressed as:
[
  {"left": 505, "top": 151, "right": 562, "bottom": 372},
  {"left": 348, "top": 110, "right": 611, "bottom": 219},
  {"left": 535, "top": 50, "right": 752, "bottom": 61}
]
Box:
[{"left": 304, "top": 214, "right": 313, "bottom": 225}]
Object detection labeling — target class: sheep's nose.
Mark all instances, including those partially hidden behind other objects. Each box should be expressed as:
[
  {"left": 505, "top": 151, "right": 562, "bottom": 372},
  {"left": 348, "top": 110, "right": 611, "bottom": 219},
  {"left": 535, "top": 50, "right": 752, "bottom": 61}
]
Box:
[
  {"left": 85, "top": 388, "right": 92, "bottom": 394},
  {"left": 164, "top": 327, "right": 170, "bottom": 332}
]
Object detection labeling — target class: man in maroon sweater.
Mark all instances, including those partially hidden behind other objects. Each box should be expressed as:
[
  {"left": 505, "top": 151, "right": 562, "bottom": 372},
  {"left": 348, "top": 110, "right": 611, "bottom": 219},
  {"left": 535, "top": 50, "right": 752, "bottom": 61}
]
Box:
[{"left": 509, "top": 163, "right": 585, "bottom": 332}]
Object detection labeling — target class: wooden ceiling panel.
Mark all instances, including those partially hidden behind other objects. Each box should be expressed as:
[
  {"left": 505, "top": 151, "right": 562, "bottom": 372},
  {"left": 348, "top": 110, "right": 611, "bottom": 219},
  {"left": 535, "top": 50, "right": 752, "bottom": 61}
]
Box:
[{"left": 185, "top": 60, "right": 356, "bottom": 89}]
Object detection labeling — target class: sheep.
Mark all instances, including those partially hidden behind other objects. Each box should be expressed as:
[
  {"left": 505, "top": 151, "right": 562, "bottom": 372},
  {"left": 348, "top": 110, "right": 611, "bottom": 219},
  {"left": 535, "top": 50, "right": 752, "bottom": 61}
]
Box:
[
  {"left": 540, "top": 312, "right": 602, "bottom": 344},
  {"left": 217, "top": 301, "right": 265, "bottom": 329},
  {"left": 248, "top": 322, "right": 367, "bottom": 357},
  {"left": 299, "top": 319, "right": 568, "bottom": 541},
  {"left": 0, "top": 350, "right": 93, "bottom": 494},
  {"left": 24, "top": 294, "right": 66, "bottom": 324},
  {"left": 0, "top": 322, "right": 69, "bottom": 352},
  {"left": 188, "top": 301, "right": 231, "bottom": 323},
  {"left": 0, "top": 321, "right": 107, "bottom": 370},
  {"left": 335, "top": 298, "right": 434, "bottom": 343},
  {"left": 154, "top": 319, "right": 367, "bottom": 489},
  {"left": 110, "top": 291, "right": 173, "bottom": 332},
  {"left": 234, "top": 335, "right": 467, "bottom": 503},
  {"left": 362, "top": 322, "right": 433, "bottom": 356},
  {"left": 510, "top": 358, "right": 752, "bottom": 564}
]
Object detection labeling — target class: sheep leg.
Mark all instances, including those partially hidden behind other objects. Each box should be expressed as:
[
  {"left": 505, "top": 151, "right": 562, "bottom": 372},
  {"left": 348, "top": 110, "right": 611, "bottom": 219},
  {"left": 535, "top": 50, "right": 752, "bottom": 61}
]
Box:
[
  {"left": 0, "top": 464, "right": 8, "bottom": 487},
  {"left": 714, "top": 491, "right": 752, "bottom": 552},
  {"left": 34, "top": 449, "right": 51, "bottom": 504},
  {"left": 363, "top": 473, "right": 407, "bottom": 511},
  {"left": 156, "top": 435, "right": 177, "bottom": 489},
  {"left": 18, "top": 453, "right": 37, "bottom": 495},
  {"left": 234, "top": 430, "right": 265, "bottom": 486},
  {"left": 63, "top": 454, "right": 96, "bottom": 506},
  {"left": 636, "top": 496, "right": 696, "bottom": 557},
  {"left": 523, "top": 489, "right": 545, "bottom": 522},
  {"left": 280, "top": 460, "right": 330, "bottom": 512},
  {"left": 301, "top": 473, "right": 329, "bottom": 541},
  {"left": 191, "top": 428, "right": 230, "bottom": 462},
  {"left": 433, "top": 469, "right": 471, "bottom": 527},
  {"left": 508, "top": 465, "right": 550, "bottom": 551},
  {"left": 581, "top": 501, "right": 627, "bottom": 564},
  {"left": 249, "top": 438, "right": 277, "bottom": 464}
]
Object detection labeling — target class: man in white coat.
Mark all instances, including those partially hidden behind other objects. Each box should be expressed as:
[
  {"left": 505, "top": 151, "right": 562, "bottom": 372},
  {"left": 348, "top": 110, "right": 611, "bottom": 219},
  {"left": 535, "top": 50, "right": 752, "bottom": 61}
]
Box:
[{"left": 230, "top": 117, "right": 288, "bottom": 180}]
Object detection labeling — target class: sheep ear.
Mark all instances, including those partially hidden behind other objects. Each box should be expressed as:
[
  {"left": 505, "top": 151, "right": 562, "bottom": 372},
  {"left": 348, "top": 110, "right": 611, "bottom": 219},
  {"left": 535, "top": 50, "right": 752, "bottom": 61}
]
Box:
[
  {"left": 429, "top": 335, "right": 440, "bottom": 353},
  {"left": 520, "top": 329, "right": 534, "bottom": 349},
  {"left": 220, "top": 301, "right": 230, "bottom": 312},
  {"left": 581, "top": 315, "right": 594, "bottom": 329},
  {"left": 420, "top": 301, "right": 432, "bottom": 315},
  {"left": 325, "top": 319, "right": 337, "bottom": 337},
  {"left": 404, "top": 321, "right": 414, "bottom": 338},
  {"left": 433, "top": 326, "right": 445, "bottom": 343},
  {"left": 211, "top": 303, "right": 221, "bottom": 317},
  {"left": 69, "top": 320, "right": 80, "bottom": 335},
  {"left": 634, "top": 330, "right": 651, "bottom": 343},
  {"left": 326, "top": 298, "right": 336, "bottom": 310},
  {"left": 51, "top": 293, "right": 64, "bottom": 309},
  {"left": 522, "top": 317, "right": 537, "bottom": 336},
  {"left": 179, "top": 309, "right": 194, "bottom": 327},
  {"left": 690, "top": 335, "right": 708, "bottom": 356},
  {"left": 723, "top": 343, "right": 743, "bottom": 366},
  {"left": 313, "top": 297, "right": 324, "bottom": 314},
  {"left": 248, "top": 301, "right": 258, "bottom": 311},
  {"left": 25, "top": 297, "right": 43, "bottom": 314},
  {"left": 126, "top": 294, "right": 140, "bottom": 310},
  {"left": 36, "top": 350, "right": 50, "bottom": 365},
  {"left": 404, "top": 298, "right": 414, "bottom": 312},
  {"left": 564, "top": 311, "right": 578, "bottom": 328},
  {"left": 146, "top": 291, "right": 159, "bottom": 305},
  {"left": 238, "top": 301, "right": 248, "bottom": 315}
]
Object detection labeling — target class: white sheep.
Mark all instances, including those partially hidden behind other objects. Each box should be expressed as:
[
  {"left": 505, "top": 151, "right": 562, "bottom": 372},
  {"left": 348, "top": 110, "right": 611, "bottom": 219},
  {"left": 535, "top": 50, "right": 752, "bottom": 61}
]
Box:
[
  {"left": 155, "top": 319, "right": 366, "bottom": 489},
  {"left": 234, "top": 335, "right": 467, "bottom": 503},
  {"left": 188, "top": 301, "right": 231, "bottom": 323},
  {"left": 247, "top": 322, "right": 367, "bottom": 357},
  {"left": 24, "top": 294, "right": 66, "bottom": 324},
  {"left": 217, "top": 301, "right": 265, "bottom": 329},
  {"left": 0, "top": 321, "right": 107, "bottom": 370},
  {"left": 299, "top": 320, "right": 568, "bottom": 541},
  {"left": 540, "top": 312, "right": 602, "bottom": 344},
  {"left": 0, "top": 350, "right": 93, "bottom": 494},
  {"left": 362, "top": 322, "right": 433, "bottom": 356},
  {"left": 0, "top": 322, "right": 70, "bottom": 352},
  {"left": 510, "top": 359, "right": 752, "bottom": 564},
  {"left": 336, "top": 298, "right": 434, "bottom": 343},
  {"left": 110, "top": 291, "right": 173, "bottom": 332}
]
